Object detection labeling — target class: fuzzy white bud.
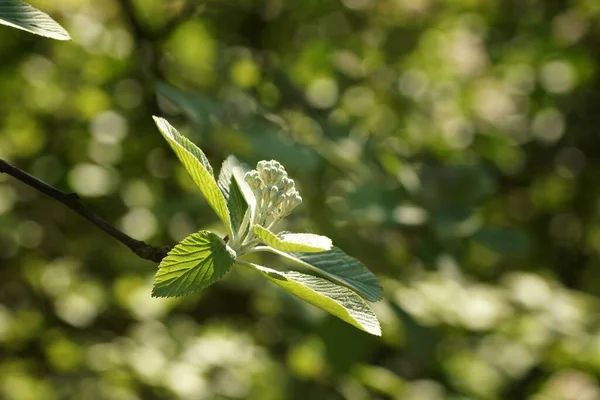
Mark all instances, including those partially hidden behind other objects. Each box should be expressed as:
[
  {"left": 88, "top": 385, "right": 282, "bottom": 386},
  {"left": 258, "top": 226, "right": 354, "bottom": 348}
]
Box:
[{"left": 246, "top": 159, "right": 302, "bottom": 226}]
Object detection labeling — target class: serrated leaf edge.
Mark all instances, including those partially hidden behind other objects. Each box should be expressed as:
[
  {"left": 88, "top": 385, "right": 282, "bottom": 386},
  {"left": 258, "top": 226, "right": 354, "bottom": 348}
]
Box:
[
  {"left": 152, "top": 231, "right": 236, "bottom": 298},
  {"left": 242, "top": 261, "right": 381, "bottom": 336}
]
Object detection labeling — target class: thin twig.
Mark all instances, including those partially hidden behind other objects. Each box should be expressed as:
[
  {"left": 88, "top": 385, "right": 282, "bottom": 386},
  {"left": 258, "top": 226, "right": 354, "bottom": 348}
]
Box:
[
  {"left": 116, "top": 0, "right": 166, "bottom": 115},
  {"left": 117, "top": 0, "right": 159, "bottom": 82},
  {"left": 0, "top": 159, "right": 171, "bottom": 263},
  {"left": 117, "top": 0, "right": 149, "bottom": 39}
]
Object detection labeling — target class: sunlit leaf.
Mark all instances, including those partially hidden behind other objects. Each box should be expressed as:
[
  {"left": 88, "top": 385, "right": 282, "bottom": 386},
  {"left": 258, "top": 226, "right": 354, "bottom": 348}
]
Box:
[
  {"left": 217, "top": 156, "right": 249, "bottom": 235},
  {"left": 247, "top": 263, "right": 381, "bottom": 336},
  {"left": 254, "top": 225, "right": 332, "bottom": 253},
  {"left": 231, "top": 159, "right": 256, "bottom": 221},
  {"left": 153, "top": 116, "right": 232, "bottom": 236},
  {"left": 153, "top": 231, "right": 235, "bottom": 297},
  {"left": 0, "top": 0, "right": 70, "bottom": 40},
  {"left": 262, "top": 247, "right": 382, "bottom": 302}
]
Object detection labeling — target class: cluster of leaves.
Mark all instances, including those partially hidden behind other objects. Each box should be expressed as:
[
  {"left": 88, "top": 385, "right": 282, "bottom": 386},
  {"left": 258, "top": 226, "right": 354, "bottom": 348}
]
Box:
[
  {"left": 0, "top": 0, "right": 383, "bottom": 336},
  {"left": 152, "top": 116, "right": 382, "bottom": 335}
]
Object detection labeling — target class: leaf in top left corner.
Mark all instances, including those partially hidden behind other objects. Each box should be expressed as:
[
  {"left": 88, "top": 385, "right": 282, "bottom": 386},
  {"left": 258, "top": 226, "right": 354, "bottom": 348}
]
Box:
[{"left": 0, "top": 0, "right": 71, "bottom": 40}]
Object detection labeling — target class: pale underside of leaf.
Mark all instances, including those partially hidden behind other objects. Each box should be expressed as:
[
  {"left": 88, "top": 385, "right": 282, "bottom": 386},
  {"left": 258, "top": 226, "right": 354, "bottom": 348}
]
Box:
[
  {"left": 218, "top": 156, "right": 248, "bottom": 236},
  {"left": 0, "top": 0, "right": 70, "bottom": 40},
  {"left": 153, "top": 231, "right": 236, "bottom": 297},
  {"left": 153, "top": 116, "right": 232, "bottom": 237},
  {"left": 258, "top": 247, "right": 383, "bottom": 302},
  {"left": 253, "top": 225, "right": 332, "bottom": 253},
  {"left": 231, "top": 159, "right": 256, "bottom": 223},
  {"left": 247, "top": 263, "right": 381, "bottom": 336}
]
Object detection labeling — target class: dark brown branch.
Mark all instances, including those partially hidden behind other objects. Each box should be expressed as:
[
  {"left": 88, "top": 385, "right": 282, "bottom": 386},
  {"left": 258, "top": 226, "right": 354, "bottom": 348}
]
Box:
[{"left": 0, "top": 159, "right": 171, "bottom": 263}]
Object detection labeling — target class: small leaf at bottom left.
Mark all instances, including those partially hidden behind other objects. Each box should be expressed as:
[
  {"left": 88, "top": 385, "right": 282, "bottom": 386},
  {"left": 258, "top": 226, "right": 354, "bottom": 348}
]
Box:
[{"left": 152, "top": 231, "right": 236, "bottom": 297}]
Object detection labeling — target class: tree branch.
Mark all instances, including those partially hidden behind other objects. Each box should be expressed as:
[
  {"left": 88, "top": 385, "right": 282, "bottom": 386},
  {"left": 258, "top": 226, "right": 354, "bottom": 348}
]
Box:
[
  {"left": 0, "top": 159, "right": 171, "bottom": 263},
  {"left": 153, "top": 2, "right": 205, "bottom": 40}
]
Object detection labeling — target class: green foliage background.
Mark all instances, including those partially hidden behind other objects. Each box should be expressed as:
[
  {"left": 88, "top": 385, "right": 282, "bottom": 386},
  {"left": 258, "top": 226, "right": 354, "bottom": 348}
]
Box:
[{"left": 2, "top": 0, "right": 600, "bottom": 398}]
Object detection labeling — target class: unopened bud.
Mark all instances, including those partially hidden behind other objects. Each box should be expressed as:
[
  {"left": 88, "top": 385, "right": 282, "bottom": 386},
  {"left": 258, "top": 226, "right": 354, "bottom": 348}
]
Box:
[
  {"left": 244, "top": 170, "right": 261, "bottom": 190},
  {"left": 281, "top": 177, "right": 294, "bottom": 193},
  {"left": 256, "top": 160, "right": 268, "bottom": 175},
  {"left": 289, "top": 192, "right": 302, "bottom": 208},
  {"left": 248, "top": 159, "right": 303, "bottom": 226}
]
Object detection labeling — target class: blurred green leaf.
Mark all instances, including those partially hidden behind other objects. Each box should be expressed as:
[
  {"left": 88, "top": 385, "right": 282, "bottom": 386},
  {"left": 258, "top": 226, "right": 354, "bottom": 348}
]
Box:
[
  {"left": 420, "top": 164, "right": 497, "bottom": 206},
  {"left": 152, "top": 231, "right": 235, "bottom": 297},
  {"left": 243, "top": 120, "right": 319, "bottom": 171},
  {"left": 320, "top": 317, "right": 380, "bottom": 373},
  {"left": 156, "top": 82, "right": 218, "bottom": 129},
  {"left": 0, "top": 0, "right": 70, "bottom": 40},
  {"left": 474, "top": 228, "right": 532, "bottom": 256},
  {"left": 156, "top": 83, "right": 319, "bottom": 170},
  {"left": 246, "top": 262, "right": 381, "bottom": 336}
]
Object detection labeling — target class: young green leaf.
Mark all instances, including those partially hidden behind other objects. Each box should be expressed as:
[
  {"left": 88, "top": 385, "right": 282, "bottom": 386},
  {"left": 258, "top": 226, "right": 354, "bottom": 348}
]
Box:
[
  {"left": 253, "top": 225, "right": 332, "bottom": 253},
  {"left": 0, "top": 0, "right": 70, "bottom": 40},
  {"left": 258, "top": 247, "right": 382, "bottom": 302},
  {"left": 152, "top": 231, "right": 236, "bottom": 297},
  {"left": 218, "top": 156, "right": 248, "bottom": 235},
  {"left": 245, "top": 262, "right": 381, "bottom": 336},
  {"left": 153, "top": 116, "right": 232, "bottom": 237},
  {"left": 229, "top": 158, "right": 256, "bottom": 223}
]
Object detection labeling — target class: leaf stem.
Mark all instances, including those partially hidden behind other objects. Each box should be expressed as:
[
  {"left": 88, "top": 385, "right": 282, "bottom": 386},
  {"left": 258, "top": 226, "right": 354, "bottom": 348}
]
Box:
[
  {"left": 0, "top": 158, "right": 171, "bottom": 263},
  {"left": 246, "top": 245, "right": 272, "bottom": 254},
  {"left": 235, "top": 259, "right": 258, "bottom": 269},
  {"left": 235, "top": 238, "right": 261, "bottom": 256}
]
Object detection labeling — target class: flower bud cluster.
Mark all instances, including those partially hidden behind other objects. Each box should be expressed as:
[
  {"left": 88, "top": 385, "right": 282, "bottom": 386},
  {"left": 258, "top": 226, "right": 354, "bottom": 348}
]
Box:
[{"left": 244, "top": 160, "right": 302, "bottom": 226}]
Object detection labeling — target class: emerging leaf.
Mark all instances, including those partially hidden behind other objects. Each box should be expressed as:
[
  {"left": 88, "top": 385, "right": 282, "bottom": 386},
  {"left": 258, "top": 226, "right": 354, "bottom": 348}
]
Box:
[
  {"left": 264, "top": 247, "right": 383, "bottom": 302},
  {"left": 230, "top": 159, "right": 256, "bottom": 224},
  {"left": 0, "top": 0, "right": 70, "bottom": 40},
  {"left": 153, "top": 116, "right": 232, "bottom": 237},
  {"left": 218, "top": 156, "right": 249, "bottom": 236},
  {"left": 254, "top": 225, "right": 332, "bottom": 253},
  {"left": 152, "top": 231, "right": 235, "bottom": 297},
  {"left": 247, "top": 263, "right": 381, "bottom": 335}
]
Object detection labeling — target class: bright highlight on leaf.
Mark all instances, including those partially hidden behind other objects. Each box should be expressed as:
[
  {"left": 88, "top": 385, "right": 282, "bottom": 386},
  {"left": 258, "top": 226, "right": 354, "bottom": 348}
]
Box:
[
  {"left": 0, "top": 0, "right": 71, "bottom": 40},
  {"left": 246, "top": 262, "right": 381, "bottom": 336},
  {"left": 263, "top": 247, "right": 382, "bottom": 302},
  {"left": 218, "top": 156, "right": 249, "bottom": 237},
  {"left": 152, "top": 231, "right": 236, "bottom": 297},
  {"left": 253, "top": 225, "right": 332, "bottom": 253},
  {"left": 153, "top": 116, "right": 232, "bottom": 237}
]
